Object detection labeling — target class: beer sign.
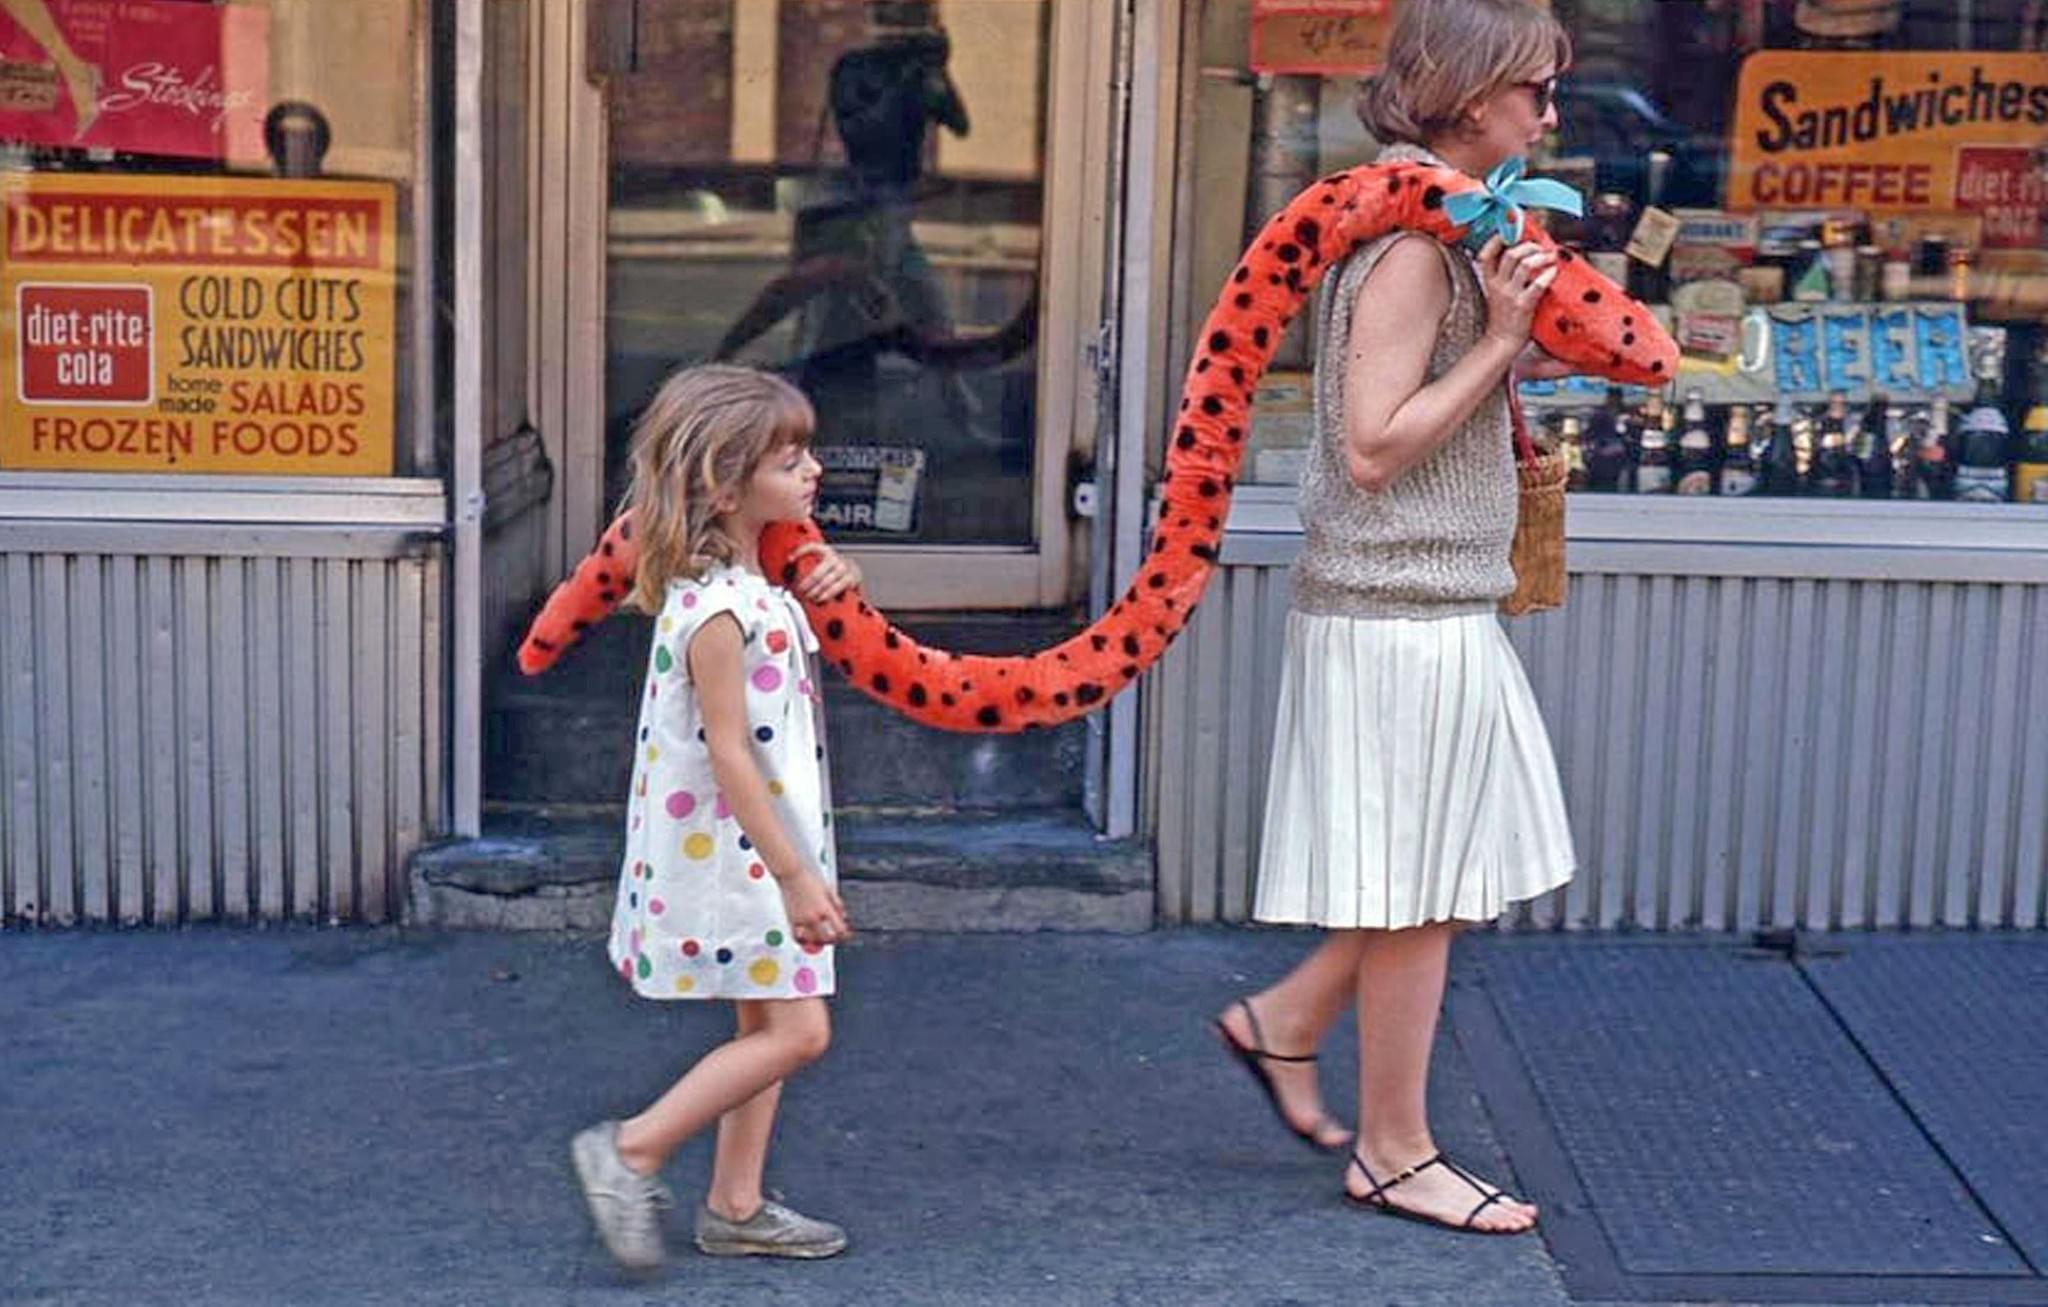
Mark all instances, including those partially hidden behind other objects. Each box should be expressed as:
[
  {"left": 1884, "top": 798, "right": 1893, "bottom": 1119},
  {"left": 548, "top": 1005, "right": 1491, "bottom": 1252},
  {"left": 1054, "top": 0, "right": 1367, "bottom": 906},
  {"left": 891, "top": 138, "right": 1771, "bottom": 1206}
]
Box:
[
  {"left": 1728, "top": 52, "right": 2048, "bottom": 218},
  {"left": 1520, "top": 302, "right": 1975, "bottom": 408},
  {"left": 1, "top": 172, "right": 398, "bottom": 475}
]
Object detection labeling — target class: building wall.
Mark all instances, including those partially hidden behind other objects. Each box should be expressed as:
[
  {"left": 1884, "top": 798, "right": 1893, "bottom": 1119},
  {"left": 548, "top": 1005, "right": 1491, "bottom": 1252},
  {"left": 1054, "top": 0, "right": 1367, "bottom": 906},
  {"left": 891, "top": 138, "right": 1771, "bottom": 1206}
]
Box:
[
  {"left": 0, "top": 524, "right": 445, "bottom": 926},
  {"left": 1147, "top": 502, "right": 2048, "bottom": 931}
]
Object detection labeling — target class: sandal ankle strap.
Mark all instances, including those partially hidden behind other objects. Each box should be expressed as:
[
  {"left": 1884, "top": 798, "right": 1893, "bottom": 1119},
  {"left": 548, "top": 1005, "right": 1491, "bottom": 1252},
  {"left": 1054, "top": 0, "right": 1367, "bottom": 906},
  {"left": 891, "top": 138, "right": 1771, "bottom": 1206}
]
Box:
[{"left": 1236, "top": 999, "right": 1316, "bottom": 1064}]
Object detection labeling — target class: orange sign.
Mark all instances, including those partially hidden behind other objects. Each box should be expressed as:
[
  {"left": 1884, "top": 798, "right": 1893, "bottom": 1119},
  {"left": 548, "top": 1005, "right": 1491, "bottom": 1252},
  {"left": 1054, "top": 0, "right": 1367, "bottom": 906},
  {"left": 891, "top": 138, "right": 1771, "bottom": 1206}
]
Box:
[
  {"left": 1728, "top": 52, "right": 2048, "bottom": 215},
  {"left": 1251, "top": 1, "right": 1398, "bottom": 76},
  {"left": 1, "top": 172, "right": 396, "bottom": 475}
]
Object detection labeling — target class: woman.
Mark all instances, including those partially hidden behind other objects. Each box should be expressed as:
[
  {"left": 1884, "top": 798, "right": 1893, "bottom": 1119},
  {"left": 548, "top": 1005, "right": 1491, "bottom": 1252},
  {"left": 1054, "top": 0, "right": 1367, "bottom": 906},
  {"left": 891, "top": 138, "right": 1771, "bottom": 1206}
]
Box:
[{"left": 1212, "top": 0, "right": 1578, "bottom": 1236}]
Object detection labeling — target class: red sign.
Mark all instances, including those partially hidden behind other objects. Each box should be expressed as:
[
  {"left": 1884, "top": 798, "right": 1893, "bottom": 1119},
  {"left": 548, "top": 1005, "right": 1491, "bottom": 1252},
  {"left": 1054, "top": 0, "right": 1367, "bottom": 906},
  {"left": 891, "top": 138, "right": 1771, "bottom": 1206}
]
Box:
[
  {"left": 16, "top": 283, "right": 152, "bottom": 403},
  {"left": 1954, "top": 146, "right": 2046, "bottom": 251},
  {"left": 0, "top": 0, "right": 269, "bottom": 161},
  {"left": 1252, "top": 0, "right": 1399, "bottom": 76}
]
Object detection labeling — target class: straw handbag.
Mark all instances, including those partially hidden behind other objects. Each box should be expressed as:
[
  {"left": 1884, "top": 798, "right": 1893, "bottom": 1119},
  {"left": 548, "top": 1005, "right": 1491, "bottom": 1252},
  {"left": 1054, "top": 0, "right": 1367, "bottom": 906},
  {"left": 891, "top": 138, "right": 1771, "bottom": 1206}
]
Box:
[{"left": 1501, "top": 388, "right": 1568, "bottom": 616}]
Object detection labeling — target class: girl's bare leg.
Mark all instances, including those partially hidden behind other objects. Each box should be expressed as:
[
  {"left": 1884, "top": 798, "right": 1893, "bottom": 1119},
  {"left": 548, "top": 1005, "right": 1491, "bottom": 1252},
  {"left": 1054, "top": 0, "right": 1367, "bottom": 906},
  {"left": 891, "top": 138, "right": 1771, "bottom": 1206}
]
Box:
[
  {"left": 1216, "top": 930, "right": 1368, "bottom": 1147},
  {"left": 614, "top": 997, "right": 830, "bottom": 1176},
  {"left": 1345, "top": 923, "right": 1536, "bottom": 1232},
  {"left": 704, "top": 1001, "right": 786, "bottom": 1220}
]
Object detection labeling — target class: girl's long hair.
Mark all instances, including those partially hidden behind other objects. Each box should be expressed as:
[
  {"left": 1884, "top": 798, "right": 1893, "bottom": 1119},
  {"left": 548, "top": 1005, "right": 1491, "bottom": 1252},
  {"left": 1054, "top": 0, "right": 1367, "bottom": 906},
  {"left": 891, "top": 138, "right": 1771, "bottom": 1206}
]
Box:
[
  {"left": 622, "top": 364, "right": 816, "bottom": 612},
  {"left": 1355, "top": 0, "right": 1571, "bottom": 146}
]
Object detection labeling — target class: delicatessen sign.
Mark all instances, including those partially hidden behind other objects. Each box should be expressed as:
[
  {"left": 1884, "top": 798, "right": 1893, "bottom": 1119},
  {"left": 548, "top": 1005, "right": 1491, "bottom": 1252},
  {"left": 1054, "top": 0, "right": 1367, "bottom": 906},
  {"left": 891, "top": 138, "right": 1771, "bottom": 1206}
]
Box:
[{"left": 1, "top": 173, "right": 397, "bottom": 475}]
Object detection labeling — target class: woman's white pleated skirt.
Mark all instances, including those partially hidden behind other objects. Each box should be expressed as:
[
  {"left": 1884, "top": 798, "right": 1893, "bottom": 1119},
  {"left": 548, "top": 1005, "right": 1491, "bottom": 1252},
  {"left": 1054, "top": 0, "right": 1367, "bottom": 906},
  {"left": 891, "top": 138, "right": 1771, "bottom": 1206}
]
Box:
[{"left": 1254, "top": 609, "right": 1576, "bottom": 930}]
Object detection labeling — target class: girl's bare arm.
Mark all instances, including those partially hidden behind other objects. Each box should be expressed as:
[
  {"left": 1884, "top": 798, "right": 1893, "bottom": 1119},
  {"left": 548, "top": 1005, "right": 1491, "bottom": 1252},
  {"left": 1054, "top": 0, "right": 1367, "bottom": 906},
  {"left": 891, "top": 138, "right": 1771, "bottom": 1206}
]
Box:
[{"left": 688, "top": 615, "right": 849, "bottom": 939}]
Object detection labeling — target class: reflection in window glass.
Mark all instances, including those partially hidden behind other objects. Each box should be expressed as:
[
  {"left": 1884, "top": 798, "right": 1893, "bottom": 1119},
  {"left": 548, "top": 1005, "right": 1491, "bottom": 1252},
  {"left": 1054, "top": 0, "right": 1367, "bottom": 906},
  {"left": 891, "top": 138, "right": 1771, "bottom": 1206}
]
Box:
[
  {"left": 1217, "top": 0, "right": 2046, "bottom": 505},
  {"left": 606, "top": 0, "right": 1048, "bottom": 544}
]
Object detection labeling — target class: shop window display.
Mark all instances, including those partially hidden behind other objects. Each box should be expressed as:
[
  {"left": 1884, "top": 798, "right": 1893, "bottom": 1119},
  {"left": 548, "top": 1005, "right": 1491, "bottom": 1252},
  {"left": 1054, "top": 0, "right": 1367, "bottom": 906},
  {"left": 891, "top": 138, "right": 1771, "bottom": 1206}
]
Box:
[
  {"left": 1232, "top": 0, "right": 2048, "bottom": 505},
  {"left": 0, "top": 0, "right": 425, "bottom": 478}
]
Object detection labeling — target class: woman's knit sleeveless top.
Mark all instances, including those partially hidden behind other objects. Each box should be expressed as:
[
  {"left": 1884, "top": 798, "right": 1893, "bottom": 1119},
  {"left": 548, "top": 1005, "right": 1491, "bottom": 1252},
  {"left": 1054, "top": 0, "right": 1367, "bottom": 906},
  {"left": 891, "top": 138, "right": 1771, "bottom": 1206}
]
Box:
[{"left": 1291, "top": 144, "right": 1517, "bottom": 619}]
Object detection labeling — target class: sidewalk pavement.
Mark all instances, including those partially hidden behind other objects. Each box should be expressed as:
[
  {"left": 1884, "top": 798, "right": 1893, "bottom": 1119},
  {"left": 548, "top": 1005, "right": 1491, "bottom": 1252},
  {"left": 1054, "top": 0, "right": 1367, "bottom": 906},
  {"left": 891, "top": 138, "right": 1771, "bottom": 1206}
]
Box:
[{"left": 4, "top": 926, "right": 2044, "bottom": 1306}]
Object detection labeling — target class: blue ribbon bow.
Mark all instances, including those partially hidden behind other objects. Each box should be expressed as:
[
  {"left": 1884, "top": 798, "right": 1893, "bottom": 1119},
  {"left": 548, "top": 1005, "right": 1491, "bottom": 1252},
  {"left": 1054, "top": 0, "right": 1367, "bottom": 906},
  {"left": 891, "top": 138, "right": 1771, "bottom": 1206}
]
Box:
[{"left": 1441, "top": 156, "right": 1583, "bottom": 250}]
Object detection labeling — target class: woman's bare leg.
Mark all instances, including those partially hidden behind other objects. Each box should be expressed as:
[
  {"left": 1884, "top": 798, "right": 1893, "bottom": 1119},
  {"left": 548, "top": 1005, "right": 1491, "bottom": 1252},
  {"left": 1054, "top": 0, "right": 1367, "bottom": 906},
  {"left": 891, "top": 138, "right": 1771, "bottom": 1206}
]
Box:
[
  {"left": 1346, "top": 923, "right": 1536, "bottom": 1232},
  {"left": 1216, "top": 930, "right": 1369, "bottom": 1147},
  {"left": 0, "top": 0, "right": 99, "bottom": 132}
]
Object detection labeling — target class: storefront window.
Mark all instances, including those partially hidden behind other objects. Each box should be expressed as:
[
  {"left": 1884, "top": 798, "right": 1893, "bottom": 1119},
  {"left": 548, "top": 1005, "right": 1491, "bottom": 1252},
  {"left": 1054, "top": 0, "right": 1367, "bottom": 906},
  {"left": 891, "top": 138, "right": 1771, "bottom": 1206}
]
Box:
[
  {"left": 0, "top": 0, "right": 426, "bottom": 478},
  {"left": 1217, "top": 0, "right": 2048, "bottom": 506},
  {"left": 604, "top": 0, "right": 1047, "bottom": 544}
]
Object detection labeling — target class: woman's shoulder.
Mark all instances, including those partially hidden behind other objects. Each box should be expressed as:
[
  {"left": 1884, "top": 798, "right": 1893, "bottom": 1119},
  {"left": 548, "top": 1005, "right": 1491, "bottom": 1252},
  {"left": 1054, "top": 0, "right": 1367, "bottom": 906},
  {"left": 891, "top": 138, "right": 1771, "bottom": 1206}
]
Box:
[{"left": 1351, "top": 232, "right": 1454, "bottom": 303}]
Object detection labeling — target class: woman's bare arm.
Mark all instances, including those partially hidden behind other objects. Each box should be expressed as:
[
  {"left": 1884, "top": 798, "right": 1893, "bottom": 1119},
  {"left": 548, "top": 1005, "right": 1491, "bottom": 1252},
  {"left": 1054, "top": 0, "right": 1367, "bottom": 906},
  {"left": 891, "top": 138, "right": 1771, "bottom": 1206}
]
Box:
[{"left": 1342, "top": 235, "right": 1555, "bottom": 491}]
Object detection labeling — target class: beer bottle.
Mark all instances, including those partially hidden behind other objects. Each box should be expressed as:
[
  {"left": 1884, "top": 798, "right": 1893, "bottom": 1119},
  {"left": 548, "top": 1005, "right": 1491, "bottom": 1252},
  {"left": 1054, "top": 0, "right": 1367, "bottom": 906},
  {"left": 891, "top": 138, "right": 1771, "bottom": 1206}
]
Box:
[
  {"left": 1811, "top": 390, "right": 1858, "bottom": 497},
  {"left": 1914, "top": 397, "right": 1955, "bottom": 500},
  {"left": 1674, "top": 390, "right": 1717, "bottom": 494},
  {"left": 1761, "top": 398, "right": 1805, "bottom": 495},
  {"left": 1718, "top": 404, "right": 1759, "bottom": 496},
  {"left": 1855, "top": 393, "right": 1894, "bottom": 499},
  {"left": 2015, "top": 346, "right": 2048, "bottom": 505},
  {"left": 1885, "top": 401, "right": 1914, "bottom": 499},
  {"left": 1585, "top": 387, "right": 1631, "bottom": 493},
  {"left": 1636, "top": 393, "right": 1674, "bottom": 493},
  {"left": 1955, "top": 363, "right": 2010, "bottom": 503},
  {"left": 1560, "top": 413, "right": 1589, "bottom": 493}
]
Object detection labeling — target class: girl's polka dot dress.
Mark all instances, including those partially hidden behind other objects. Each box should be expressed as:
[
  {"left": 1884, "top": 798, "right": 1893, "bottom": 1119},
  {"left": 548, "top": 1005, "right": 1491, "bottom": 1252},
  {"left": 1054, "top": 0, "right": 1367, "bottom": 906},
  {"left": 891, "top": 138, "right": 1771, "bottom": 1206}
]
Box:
[{"left": 608, "top": 564, "right": 836, "bottom": 1000}]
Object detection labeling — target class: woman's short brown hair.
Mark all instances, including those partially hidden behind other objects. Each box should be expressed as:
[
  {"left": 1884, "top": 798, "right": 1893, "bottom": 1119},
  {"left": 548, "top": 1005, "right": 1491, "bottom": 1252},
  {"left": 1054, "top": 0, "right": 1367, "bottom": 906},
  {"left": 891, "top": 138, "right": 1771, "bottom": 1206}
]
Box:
[{"left": 1354, "top": 0, "right": 1571, "bottom": 146}]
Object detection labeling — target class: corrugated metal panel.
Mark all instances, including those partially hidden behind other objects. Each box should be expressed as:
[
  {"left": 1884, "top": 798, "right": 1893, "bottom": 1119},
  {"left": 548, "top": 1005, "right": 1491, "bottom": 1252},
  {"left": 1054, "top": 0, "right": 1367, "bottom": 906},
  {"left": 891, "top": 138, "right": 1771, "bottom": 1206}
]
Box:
[
  {"left": 0, "top": 547, "right": 445, "bottom": 925},
  {"left": 1150, "top": 562, "right": 2048, "bottom": 931}
]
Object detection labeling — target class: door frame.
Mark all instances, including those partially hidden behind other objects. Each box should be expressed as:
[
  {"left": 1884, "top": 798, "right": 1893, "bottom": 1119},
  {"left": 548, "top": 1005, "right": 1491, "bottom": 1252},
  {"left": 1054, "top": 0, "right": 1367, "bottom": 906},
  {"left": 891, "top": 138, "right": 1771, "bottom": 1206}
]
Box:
[{"left": 532, "top": 0, "right": 1120, "bottom": 612}]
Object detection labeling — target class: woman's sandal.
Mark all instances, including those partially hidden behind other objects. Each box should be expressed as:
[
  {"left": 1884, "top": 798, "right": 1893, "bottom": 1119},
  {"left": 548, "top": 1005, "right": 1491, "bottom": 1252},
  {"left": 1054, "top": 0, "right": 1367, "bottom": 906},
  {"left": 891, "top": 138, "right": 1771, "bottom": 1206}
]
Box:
[
  {"left": 1344, "top": 1149, "right": 1531, "bottom": 1235},
  {"left": 1211, "top": 998, "right": 1350, "bottom": 1153}
]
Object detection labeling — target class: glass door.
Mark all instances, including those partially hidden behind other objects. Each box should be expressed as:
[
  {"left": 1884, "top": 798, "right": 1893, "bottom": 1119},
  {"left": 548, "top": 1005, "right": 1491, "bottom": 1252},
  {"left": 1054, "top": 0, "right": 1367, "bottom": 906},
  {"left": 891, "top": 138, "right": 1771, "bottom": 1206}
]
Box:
[{"left": 599, "top": 0, "right": 1102, "bottom": 607}]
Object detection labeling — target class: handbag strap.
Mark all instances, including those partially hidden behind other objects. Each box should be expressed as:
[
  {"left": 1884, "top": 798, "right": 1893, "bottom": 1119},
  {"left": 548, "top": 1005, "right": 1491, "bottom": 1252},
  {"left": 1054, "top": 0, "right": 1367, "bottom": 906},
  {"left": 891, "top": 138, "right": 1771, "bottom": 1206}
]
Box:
[{"left": 1506, "top": 378, "right": 1538, "bottom": 466}]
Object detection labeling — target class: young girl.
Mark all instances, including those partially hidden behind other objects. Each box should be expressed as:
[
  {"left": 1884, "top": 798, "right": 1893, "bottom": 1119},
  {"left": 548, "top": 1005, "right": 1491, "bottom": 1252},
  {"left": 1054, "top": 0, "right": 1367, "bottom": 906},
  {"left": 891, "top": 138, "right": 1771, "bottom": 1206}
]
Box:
[
  {"left": 571, "top": 364, "right": 863, "bottom": 1272},
  {"left": 1212, "top": 0, "right": 1577, "bottom": 1236}
]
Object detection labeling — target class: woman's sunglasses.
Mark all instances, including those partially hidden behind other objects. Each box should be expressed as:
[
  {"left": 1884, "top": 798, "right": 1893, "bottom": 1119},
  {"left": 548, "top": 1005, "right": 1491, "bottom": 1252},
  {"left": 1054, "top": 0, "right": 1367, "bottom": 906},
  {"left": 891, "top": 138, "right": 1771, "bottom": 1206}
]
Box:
[{"left": 1512, "top": 76, "right": 1560, "bottom": 115}]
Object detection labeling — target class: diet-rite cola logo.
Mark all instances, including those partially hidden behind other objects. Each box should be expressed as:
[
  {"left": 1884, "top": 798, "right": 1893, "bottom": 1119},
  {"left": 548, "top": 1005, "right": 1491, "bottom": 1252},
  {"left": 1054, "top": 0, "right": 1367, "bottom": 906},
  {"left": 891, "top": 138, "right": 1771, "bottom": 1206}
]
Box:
[{"left": 16, "top": 283, "right": 152, "bottom": 405}]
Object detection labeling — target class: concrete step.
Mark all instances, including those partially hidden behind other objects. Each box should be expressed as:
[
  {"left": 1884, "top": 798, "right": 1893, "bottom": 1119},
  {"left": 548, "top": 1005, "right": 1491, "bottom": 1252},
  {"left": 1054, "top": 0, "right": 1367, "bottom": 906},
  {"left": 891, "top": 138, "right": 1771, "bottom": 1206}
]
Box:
[
  {"left": 408, "top": 804, "right": 1153, "bottom": 933},
  {"left": 487, "top": 609, "right": 1088, "bottom": 810}
]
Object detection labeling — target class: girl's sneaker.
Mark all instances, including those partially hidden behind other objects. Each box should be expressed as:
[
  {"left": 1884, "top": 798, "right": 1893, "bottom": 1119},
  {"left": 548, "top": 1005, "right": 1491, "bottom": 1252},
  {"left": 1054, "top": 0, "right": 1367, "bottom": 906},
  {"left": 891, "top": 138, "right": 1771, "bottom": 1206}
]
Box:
[
  {"left": 693, "top": 1200, "right": 848, "bottom": 1259},
  {"left": 570, "top": 1121, "right": 672, "bottom": 1271}
]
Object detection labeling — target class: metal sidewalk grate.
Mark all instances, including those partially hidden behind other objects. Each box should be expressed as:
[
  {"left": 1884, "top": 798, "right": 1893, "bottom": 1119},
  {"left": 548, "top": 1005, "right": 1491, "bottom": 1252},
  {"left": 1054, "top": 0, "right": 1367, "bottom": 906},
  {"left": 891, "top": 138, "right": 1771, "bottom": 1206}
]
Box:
[{"left": 1454, "top": 934, "right": 2048, "bottom": 1304}]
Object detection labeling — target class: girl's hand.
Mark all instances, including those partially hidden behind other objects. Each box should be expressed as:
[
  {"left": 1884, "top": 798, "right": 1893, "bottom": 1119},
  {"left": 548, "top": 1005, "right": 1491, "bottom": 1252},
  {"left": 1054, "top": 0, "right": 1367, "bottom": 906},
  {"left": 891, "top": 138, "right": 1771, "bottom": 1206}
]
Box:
[
  {"left": 1513, "top": 340, "right": 1577, "bottom": 381},
  {"left": 1477, "top": 236, "right": 1559, "bottom": 351},
  {"left": 791, "top": 542, "right": 862, "bottom": 603},
  {"left": 779, "top": 869, "right": 852, "bottom": 947}
]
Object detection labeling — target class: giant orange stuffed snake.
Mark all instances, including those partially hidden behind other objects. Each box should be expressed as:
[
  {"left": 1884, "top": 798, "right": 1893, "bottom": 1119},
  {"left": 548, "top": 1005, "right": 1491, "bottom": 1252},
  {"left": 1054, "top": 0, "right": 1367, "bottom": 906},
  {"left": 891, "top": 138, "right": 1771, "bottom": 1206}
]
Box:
[{"left": 519, "top": 158, "right": 1677, "bottom": 732}]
